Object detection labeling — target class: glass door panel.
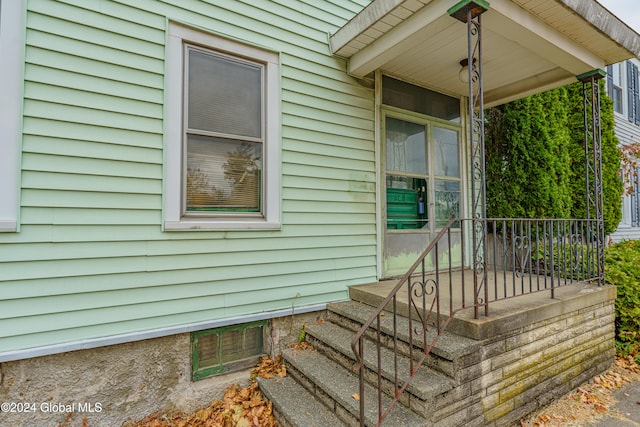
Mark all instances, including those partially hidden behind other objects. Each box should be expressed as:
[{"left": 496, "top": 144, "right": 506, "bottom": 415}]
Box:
[
  {"left": 435, "top": 180, "right": 460, "bottom": 228},
  {"left": 386, "top": 176, "right": 428, "bottom": 230},
  {"left": 432, "top": 126, "right": 459, "bottom": 177},
  {"left": 384, "top": 116, "right": 429, "bottom": 276},
  {"left": 385, "top": 117, "right": 428, "bottom": 231},
  {"left": 385, "top": 117, "right": 426, "bottom": 174}
]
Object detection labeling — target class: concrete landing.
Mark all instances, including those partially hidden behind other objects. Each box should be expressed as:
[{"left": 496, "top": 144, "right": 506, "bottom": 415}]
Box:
[{"left": 349, "top": 271, "right": 616, "bottom": 340}]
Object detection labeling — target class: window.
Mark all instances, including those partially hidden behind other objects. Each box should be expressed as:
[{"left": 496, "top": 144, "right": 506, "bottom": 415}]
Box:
[
  {"left": 607, "top": 64, "right": 623, "bottom": 115},
  {"left": 165, "top": 23, "right": 281, "bottom": 230},
  {"left": 382, "top": 75, "right": 460, "bottom": 123},
  {"left": 191, "top": 321, "right": 266, "bottom": 380},
  {"left": 0, "top": 0, "right": 25, "bottom": 232}
]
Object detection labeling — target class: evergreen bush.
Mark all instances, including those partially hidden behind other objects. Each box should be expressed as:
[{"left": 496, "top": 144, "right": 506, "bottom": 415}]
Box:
[
  {"left": 485, "top": 81, "right": 622, "bottom": 235},
  {"left": 485, "top": 89, "right": 572, "bottom": 219},
  {"left": 605, "top": 240, "right": 640, "bottom": 356}
]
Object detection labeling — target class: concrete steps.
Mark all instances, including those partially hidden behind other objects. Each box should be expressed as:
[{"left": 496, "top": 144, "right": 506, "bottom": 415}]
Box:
[
  {"left": 258, "top": 374, "right": 347, "bottom": 427},
  {"left": 304, "top": 320, "right": 455, "bottom": 417},
  {"left": 259, "top": 299, "right": 480, "bottom": 426},
  {"left": 281, "top": 347, "right": 425, "bottom": 426},
  {"left": 327, "top": 300, "right": 480, "bottom": 383}
]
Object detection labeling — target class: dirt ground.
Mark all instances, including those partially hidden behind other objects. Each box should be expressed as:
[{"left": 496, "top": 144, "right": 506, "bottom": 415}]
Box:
[{"left": 521, "top": 355, "right": 640, "bottom": 427}]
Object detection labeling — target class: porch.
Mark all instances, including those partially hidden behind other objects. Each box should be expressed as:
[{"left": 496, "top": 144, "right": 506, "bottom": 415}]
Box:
[
  {"left": 260, "top": 272, "right": 615, "bottom": 426},
  {"left": 259, "top": 217, "right": 616, "bottom": 426},
  {"left": 350, "top": 270, "right": 613, "bottom": 341},
  {"left": 340, "top": 214, "right": 612, "bottom": 425}
]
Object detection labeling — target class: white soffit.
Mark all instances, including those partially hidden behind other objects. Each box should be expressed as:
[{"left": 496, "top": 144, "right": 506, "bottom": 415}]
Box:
[{"left": 331, "top": 0, "right": 640, "bottom": 106}]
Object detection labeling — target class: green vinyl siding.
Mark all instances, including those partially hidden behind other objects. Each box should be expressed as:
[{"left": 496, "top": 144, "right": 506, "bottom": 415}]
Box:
[{"left": 0, "top": 0, "right": 376, "bottom": 355}]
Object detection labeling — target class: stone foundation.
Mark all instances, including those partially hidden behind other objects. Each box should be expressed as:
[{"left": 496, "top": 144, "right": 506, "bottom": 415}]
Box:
[
  {"left": 433, "top": 285, "right": 616, "bottom": 426},
  {"left": 266, "top": 310, "right": 328, "bottom": 357},
  {"left": 479, "top": 301, "right": 615, "bottom": 426}
]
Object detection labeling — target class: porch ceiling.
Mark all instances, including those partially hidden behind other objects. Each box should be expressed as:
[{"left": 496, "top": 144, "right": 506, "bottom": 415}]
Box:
[{"left": 330, "top": 0, "right": 640, "bottom": 107}]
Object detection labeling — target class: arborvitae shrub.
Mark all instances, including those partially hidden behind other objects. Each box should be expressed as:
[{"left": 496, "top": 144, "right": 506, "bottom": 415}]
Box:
[
  {"left": 485, "top": 87, "right": 571, "bottom": 219},
  {"left": 485, "top": 81, "right": 622, "bottom": 235},
  {"left": 605, "top": 240, "right": 640, "bottom": 355}
]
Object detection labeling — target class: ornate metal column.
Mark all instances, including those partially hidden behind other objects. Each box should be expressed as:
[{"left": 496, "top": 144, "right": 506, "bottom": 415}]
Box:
[
  {"left": 577, "top": 70, "right": 606, "bottom": 285},
  {"left": 449, "top": 0, "right": 489, "bottom": 317}
]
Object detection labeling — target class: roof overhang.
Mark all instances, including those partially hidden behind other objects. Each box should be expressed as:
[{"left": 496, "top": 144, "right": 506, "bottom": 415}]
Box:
[{"left": 330, "top": 0, "right": 640, "bottom": 107}]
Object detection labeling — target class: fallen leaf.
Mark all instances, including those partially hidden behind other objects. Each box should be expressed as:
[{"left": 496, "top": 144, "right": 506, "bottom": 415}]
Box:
[
  {"left": 594, "top": 403, "right": 607, "bottom": 412},
  {"left": 124, "top": 380, "right": 278, "bottom": 427},
  {"left": 352, "top": 393, "right": 360, "bottom": 401},
  {"left": 292, "top": 341, "right": 315, "bottom": 352}
]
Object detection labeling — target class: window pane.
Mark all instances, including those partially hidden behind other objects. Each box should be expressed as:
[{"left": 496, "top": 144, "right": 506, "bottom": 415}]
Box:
[
  {"left": 435, "top": 180, "right": 460, "bottom": 228},
  {"left": 433, "top": 127, "right": 459, "bottom": 177},
  {"left": 383, "top": 76, "right": 460, "bottom": 122},
  {"left": 386, "top": 117, "right": 426, "bottom": 174},
  {"left": 188, "top": 48, "right": 262, "bottom": 138},
  {"left": 386, "top": 176, "right": 428, "bottom": 230},
  {"left": 186, "top": 135, "right": 262, "bottom": 212},
  {"left": 613, "top": 87, "right": 623, "bottom": 114},
  {"left": 612, "top": 63, "right": 621, "bottom": 85}
]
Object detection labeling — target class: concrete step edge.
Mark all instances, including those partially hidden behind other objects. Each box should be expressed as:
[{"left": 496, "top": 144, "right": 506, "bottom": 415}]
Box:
[
  {"left": 258, "top": 374, "right": 347, "bottom": 427},
  {"left": 327, "top": 300, "right": 480, "bottom": 360}
]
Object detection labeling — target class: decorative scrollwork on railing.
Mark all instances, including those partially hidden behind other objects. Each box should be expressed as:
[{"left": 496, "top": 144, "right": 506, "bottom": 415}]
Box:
[
  {"left": 410, "top": 278, "right": 438, "bottom": 334},
  {"left": 513, "top": 234, "right": 531, "bottom": 276},
  {"left": 569, "top": 233, "right": 585, "bottom": 276},
  {"left": 410, "top": 278, "right": 437, "bottom": 298}
]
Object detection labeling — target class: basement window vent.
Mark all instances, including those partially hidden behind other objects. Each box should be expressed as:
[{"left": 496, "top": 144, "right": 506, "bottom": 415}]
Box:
[{"left": 191, "top": 321, "right": 266, "bottom": 380}]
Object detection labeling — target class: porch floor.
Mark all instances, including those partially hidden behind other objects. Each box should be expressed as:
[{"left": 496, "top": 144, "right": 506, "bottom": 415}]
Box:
[{"left": 349, "top": 269, "right": 615, "bottom": 340}]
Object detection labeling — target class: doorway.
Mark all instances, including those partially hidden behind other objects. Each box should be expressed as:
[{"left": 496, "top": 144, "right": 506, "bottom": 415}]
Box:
[{"left": 381, "top": 76, "right": 464, "bottom": 277}]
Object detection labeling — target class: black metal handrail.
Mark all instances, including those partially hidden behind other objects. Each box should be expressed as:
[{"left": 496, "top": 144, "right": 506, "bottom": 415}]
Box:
[
  {"left": 350, "top": 217, "right": 602, "bottom": 426},
  {"left": 350, "top": 219, "right": 458, "bottom": 426}
]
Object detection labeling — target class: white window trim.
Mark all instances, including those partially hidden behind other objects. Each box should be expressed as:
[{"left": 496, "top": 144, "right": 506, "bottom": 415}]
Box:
[
  {"left": 164, "top": 22, "right": 281, "bottom": 230},
  {"left": 0, "top": 0, "right": 25, "bottom": 232}
]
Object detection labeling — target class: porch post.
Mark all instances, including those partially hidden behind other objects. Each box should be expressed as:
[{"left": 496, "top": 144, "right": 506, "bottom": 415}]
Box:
[
  {"left": 449, "top": 0, "right": 490, "bottom": 317},
  {"left": 577, "top": 70, "right": 606, "bottom": 285}
]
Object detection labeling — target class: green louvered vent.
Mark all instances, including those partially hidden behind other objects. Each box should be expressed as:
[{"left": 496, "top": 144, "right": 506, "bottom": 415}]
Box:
[{"left": 192, "top": 321, "right": 266, "bottom": 380}]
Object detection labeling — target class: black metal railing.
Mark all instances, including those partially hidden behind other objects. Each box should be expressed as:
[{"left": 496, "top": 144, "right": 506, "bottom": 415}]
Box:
[
  {"left": 351, "top": 217, "right": 602, "bottom": 426},
  {"left": 485, "top": 218, "right": 602, "bottom": 301}
]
